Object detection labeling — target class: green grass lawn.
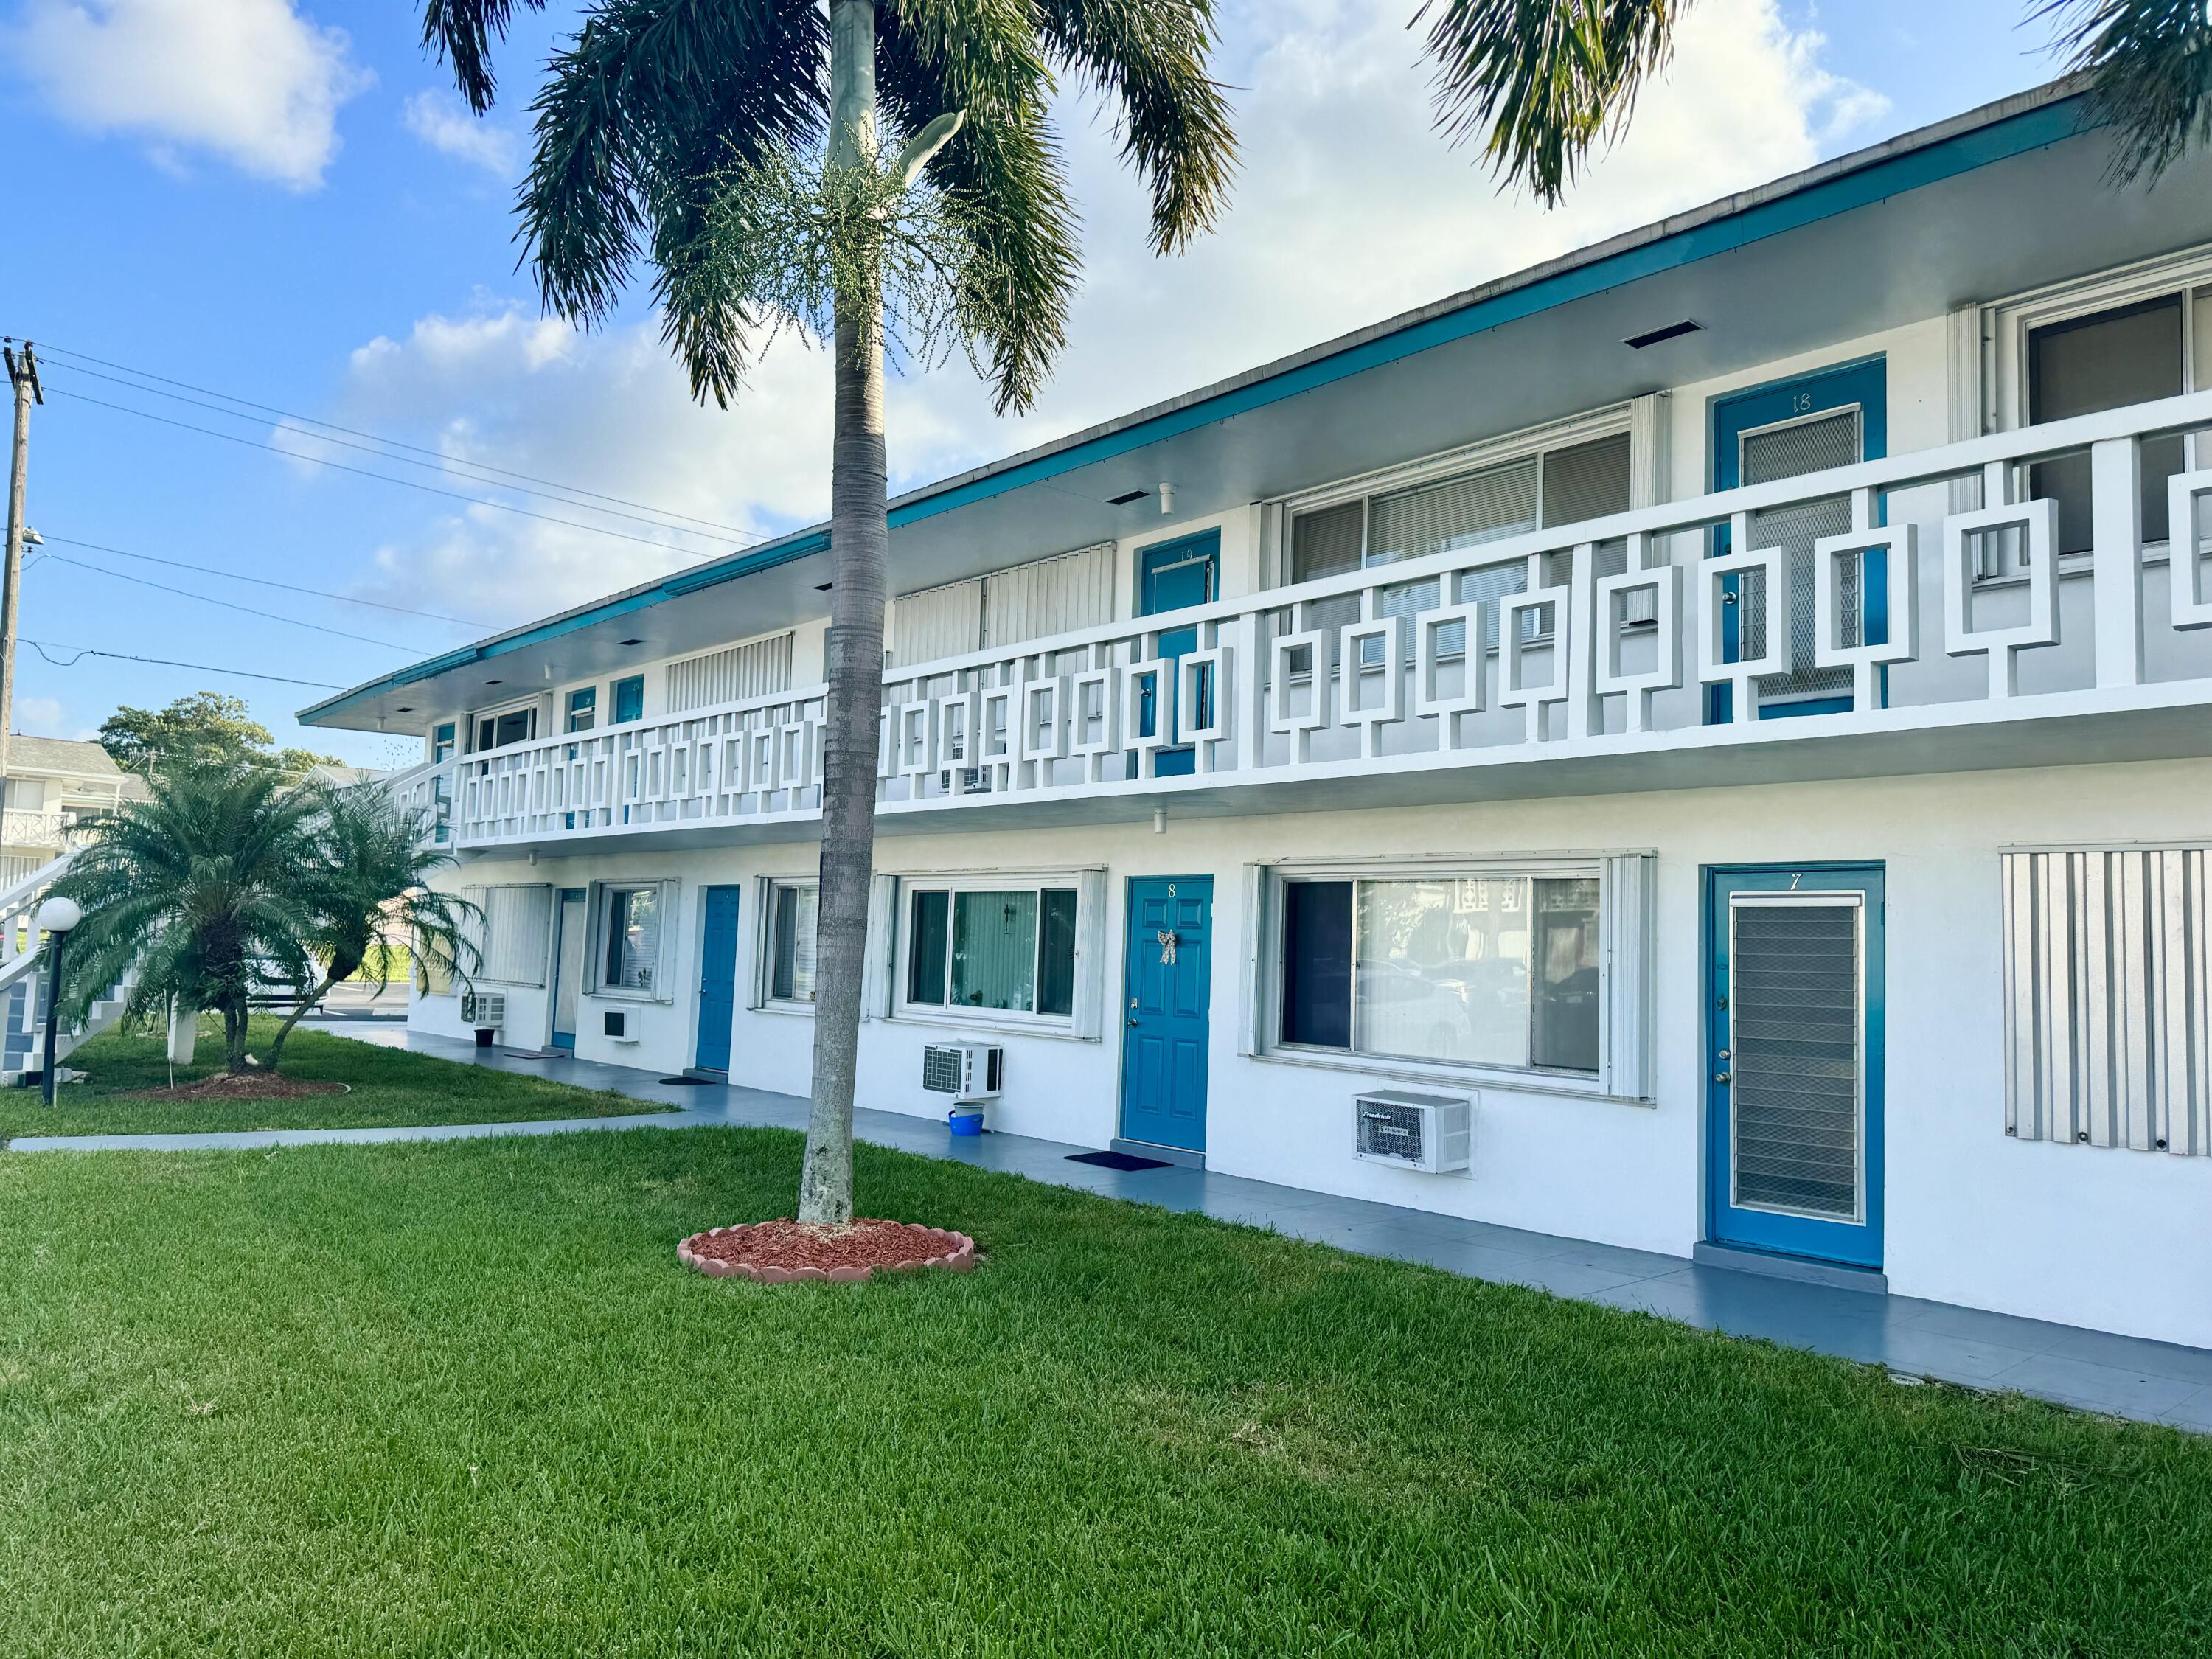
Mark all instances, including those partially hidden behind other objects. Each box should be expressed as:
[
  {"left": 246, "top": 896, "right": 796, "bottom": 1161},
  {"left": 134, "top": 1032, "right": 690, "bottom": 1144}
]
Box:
[
  {"left": 1, "top": 1124, "right": 2207, "bottom": 1657},
  {"left": 0, "top": 1017, "right": 670, "bottom": 1140}
]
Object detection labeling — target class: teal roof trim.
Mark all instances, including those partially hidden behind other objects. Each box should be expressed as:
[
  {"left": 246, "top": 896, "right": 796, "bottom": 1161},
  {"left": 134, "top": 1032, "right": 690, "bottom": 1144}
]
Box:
[{"left": 302, "top": 91, "right": 2086, "bottom": 726}]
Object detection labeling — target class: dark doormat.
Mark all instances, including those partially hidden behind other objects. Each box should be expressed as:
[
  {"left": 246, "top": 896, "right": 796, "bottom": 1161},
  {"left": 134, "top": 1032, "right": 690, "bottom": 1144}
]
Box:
[
  {"left": 1066, "top": 1150, "right": 1174, "bottom": 1172},
  {"left": 658, "top": 1077, "right": 714, "bottom": 1086}
]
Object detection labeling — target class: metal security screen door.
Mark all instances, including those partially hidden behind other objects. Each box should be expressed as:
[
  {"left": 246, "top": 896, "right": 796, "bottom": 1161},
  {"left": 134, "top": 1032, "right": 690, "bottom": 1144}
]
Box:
[{"left": 1706, "top": 866, "right": 1885, "bottom": 1269}]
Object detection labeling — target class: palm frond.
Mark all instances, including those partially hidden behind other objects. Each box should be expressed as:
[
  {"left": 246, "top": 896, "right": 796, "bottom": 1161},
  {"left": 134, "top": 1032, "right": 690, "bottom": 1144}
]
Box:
[
  {"left": 2039, "top": 0, "right": 2212, "bottom": 182},
  {"left": 524, "top": 0, "right": 828, "bottom": 400},
  {"left": 1032, "top": 0, "right": 1238, "bottom": 255},
  {"left": 422, "top": 0, "right": 549, "bottom": 114},
  {"left": 1416, "top": 0, "right": 1686, "bottom": 205},
  {"left": 879, "top": 1, "right": 1077, "bottom": 412}
]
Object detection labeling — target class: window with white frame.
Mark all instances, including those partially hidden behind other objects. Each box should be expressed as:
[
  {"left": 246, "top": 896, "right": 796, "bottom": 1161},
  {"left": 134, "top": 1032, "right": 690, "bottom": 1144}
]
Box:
[
  {"left": 900, "top": 880, "right": 1080, "bottom": 1021},
  {"left": 598, "top": 881, "right": 668, "bottom": 998},
  {"left": 1983, "top": 248, "right": 2212, "bottom": 568},
  {"left": 1266, "top": 857, "right": 1652, "bottom": 1093},
  {"left": 765, "top": 880, "right": 819, "bottom": 1006},
  {"left": 1281, "top": 420, "right": 1636, "bottom": 661}
]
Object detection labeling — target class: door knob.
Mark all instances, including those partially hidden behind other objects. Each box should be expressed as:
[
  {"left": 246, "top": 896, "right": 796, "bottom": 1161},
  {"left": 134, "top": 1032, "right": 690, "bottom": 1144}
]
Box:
[
  {"left": 1128, "top": 1018, "right": 1139, "bottom": 1027},
  {"left": 1713, "top": 1071, "right": 1731, "bottom": 1084}
]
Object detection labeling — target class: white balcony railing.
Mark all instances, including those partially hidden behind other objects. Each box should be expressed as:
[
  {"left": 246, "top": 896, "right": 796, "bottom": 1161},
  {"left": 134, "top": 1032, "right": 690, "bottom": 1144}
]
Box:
[
  {"left": 432, "top": 391, "right": 2212, "bottom": 851},
  {"left": 0, "top": 810, "right": 71, "bottom": 850}
]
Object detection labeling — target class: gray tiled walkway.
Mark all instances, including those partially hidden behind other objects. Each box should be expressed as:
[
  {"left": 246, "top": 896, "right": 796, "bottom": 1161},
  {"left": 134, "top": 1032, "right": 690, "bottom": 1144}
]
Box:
[{"left": 15, "top": 1020, "right": 2211, "bottom": 1435}]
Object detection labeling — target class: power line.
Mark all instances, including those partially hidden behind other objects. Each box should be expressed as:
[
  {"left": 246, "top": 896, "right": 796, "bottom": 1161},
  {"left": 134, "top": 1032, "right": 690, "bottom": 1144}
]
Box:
[
  {"left": 41, "top": 553, "right": 411, "bottom": 650},
  {"left": 44, "top": 386, "right": 748, "bottom": 563},
  {"left": 41, "top": 534, "right": 490, "bottom": 629},
  {"left": 37, "top": 343, "right": 768, "bottom": 543},
  {"left": 41, "top": 358, "right": 768, "bottom": 545},
  {"left": 27, "top": 639, "right": 344, "bottom": 689}
]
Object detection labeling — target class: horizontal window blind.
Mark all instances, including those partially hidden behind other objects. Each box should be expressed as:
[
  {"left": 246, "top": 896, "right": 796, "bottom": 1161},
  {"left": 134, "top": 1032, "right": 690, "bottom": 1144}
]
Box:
[
  {"left": 465, "top": 883, "right": 552, "bottom": 987},
  {"left": 1368, "top": 458, "right": 1539, "bottom": 566},
  {"left": 2003, "top": 849, "right": 2211, "bottom": 1155},
  {"left": 665, "top": 633, "right": 794, "bottom": 712}
]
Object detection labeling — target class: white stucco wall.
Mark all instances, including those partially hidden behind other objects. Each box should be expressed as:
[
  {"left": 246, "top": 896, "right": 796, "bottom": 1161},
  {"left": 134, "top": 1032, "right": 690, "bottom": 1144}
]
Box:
[{"left": 425, "top": 755, "right": 2212, "bottom": 1350}]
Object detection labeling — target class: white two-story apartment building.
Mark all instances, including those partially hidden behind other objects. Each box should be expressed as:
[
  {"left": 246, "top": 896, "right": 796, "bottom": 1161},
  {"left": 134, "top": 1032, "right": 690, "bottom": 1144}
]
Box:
[{"left": 305, "top": 82, "right": 2212, "bottom": 1350}]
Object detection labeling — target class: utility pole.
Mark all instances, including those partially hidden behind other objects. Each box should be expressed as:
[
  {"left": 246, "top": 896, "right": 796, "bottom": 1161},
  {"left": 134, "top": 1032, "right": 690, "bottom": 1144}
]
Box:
[{"left": 1, "top": 339, "right": 41, "bottom": 787}]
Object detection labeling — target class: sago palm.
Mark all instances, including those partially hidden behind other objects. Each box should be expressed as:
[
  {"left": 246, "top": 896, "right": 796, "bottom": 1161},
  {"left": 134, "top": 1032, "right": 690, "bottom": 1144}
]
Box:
[
  {"left": 262, "top": 786, "right": 479, "bottom": 1071},
  {"left": 49, "top": 767, "right": 326, "bottom": 1077},
  {"left": 1417, "top": 0, "right": 2212, "bottom": 203},
  {"left": 420, "top": 0, "right": 1238, "bottom": 1222}
]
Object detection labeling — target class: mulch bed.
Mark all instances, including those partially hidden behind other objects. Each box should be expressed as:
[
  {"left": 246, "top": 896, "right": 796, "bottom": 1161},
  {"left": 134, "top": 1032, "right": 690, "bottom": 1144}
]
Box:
[
  {"left": 122, "top": 1073, "right": 349, "bottom": 1102},
  {"left": 678, "top": 1218, "right": 977, "bottom": 1285}
]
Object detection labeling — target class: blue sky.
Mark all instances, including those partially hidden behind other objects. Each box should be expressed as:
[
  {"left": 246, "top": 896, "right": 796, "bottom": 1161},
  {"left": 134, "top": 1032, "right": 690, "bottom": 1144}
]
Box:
[{"left": 0, "top": 0, "right": 2057, "bottom": 765}]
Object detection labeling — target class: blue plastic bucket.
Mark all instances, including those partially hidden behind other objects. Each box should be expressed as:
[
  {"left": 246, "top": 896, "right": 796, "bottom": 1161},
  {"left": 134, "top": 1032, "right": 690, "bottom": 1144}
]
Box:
[{"left": 947, "top": 1109, "right": 984, "bottom": 1137}]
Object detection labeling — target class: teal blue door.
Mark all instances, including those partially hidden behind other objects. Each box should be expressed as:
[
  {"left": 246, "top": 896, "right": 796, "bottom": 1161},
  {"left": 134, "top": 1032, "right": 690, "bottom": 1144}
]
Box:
[
  {"left": 1135, "top": 532, "right": 1218, "bottom": 779},
  {"left": 550, "top": 888, "right": 587, "bottom": 1051},
  {"left": 1705, "top": 866, "right": 1885, "bottom": 1270},
  {"left": 1708, "top": 358, "right": 1888, "bottom": 723},
  {"left": 1119, "top": 877, "right": 1211, "bottom": 1152},
  {"left": 695, "top": 886, "right": 742, "bottom": 1074}
]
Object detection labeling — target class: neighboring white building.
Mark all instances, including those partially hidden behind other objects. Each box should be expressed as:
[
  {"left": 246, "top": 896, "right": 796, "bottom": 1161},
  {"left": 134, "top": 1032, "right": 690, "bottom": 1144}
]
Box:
[
  {"left": 305, "top": 83, "right": 2212, "bottom": 1349},
  {"left": 0, "top": 734, "right": 144, "bottom": 886}
]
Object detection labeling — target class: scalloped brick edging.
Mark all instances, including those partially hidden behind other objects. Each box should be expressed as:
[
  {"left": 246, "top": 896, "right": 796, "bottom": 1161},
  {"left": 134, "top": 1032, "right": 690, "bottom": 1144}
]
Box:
[{"left": 676, "top": 1221, "right": 977, "bottom": 1285}]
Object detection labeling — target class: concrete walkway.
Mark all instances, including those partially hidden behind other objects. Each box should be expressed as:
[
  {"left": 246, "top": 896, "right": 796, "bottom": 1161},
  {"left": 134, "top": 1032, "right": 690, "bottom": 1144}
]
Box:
[{"left": 15, "top": 1022, "right": 2212, "bottom": 1435}]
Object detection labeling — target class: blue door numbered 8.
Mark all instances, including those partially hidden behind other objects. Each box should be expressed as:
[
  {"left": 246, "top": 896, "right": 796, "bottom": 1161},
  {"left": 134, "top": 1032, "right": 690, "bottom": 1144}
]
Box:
[
  {"left": 1705, "top": 865, "right": 1885, "bottom": 1270},
  {"left": 1119, "top": 877, "right": 1211, "bottom": 1154}
]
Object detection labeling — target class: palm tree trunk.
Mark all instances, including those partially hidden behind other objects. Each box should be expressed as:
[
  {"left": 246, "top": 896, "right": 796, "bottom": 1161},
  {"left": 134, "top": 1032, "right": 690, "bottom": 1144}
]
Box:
[
  {"left": 223, "top": 1001, "right": 250, "bottom": 1076},
  {"left": 265, "top": 970, "right": 340, "bottom": 1071},
  {"left": 799, "top": 0, "right": 888, "bottom": 1226}
]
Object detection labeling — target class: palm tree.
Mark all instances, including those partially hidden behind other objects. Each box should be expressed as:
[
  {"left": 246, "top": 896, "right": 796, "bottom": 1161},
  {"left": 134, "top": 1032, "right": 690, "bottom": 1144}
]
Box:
[
  {"left": 50, "top": 767, "right": 326, "bottom": 1077},
  {"left": 1416, "top": 0, "right": 2212, "bottom": 204},
  {"left": 262, "top": 786, "right": 479, "bottom": 1071},
  {"left": 420, "top": 0, "right": 1238, "bottom": 1223}
]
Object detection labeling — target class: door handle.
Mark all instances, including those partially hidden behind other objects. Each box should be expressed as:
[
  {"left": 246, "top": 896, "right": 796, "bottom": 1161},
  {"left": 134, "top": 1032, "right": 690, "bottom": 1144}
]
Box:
[
  {"left": 1128, "top": 1018, "right": 1140, "bottom": 1028},
  {"left": 1713, "top": 1071, "right": 1731, "bottom": 1085}
]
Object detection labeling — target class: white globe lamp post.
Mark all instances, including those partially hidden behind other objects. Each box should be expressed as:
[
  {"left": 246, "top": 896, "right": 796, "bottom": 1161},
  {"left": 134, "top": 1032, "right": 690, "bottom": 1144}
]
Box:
[{"left": 33, "top": 895, "right": 80, "bottom": 1107}]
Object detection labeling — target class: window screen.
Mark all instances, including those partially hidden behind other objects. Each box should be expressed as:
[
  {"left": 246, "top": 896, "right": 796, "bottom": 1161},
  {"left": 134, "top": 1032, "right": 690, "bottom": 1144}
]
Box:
[
  {"left": 1541, "top": 432, "right": 1632, "bottom": 526},
  {"left": 602, "top": 885, "right": 663, "bottom": 992},
  {"left": 771, "top": 883, "right": 818, "bottom": 1003},
  {"left": 2029, "top": 296, "right": 2186, "bottom": 553},
  {"left": 1290, "top": 500, "right": 1363, "bottom": 584},
  {"left": 906, "top": 886, "right": 1078, "bottom": 1018},
  {"left": 1279, "top": 874, "right": 1599, "bottom": 1074},
  {"left": 1366, "top": 459, "right": 1540, "bottom": 566}
]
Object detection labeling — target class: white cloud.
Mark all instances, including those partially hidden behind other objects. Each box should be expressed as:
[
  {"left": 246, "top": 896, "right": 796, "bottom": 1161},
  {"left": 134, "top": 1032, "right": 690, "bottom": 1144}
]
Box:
[
  {"left": 401, "top": 88, "right": 521, "bottom": 178},
  {"left": 7, "top": 0, "right": 370, "bottom": 189},
  {"left": 10, "top": 695, "right": 92, "bottom": 741},
  {"left": 334, "top": 0, "right": 1886, "bottom": 630}
]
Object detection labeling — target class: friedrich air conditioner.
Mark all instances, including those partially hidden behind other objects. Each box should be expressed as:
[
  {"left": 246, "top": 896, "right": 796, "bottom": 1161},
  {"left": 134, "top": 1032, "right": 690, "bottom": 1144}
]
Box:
[
  {"left": 461, "top": 991, "right": 507, "bottom": 1030},
  {"left": 922, "top": 1042, "right": 1004, "bottom": 1105},
  {"left": 1352, "top": 1089, "right": 1472, "bottom": 1175}
]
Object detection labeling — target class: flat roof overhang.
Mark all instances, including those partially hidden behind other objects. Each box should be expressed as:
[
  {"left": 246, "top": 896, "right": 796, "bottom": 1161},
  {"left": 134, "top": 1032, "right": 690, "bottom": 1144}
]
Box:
[{"left": 307, "top": 83, "right": 2212, "bottom": 735}]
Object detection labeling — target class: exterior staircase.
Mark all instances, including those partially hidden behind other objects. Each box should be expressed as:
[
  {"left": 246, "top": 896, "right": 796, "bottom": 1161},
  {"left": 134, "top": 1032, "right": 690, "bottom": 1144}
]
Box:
[{"left": 0, "top": 852, "right": 134, "bottom": 1088}]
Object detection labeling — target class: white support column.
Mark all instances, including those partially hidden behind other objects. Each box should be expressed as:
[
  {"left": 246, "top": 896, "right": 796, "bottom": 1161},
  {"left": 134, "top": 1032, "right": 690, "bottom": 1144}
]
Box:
[
  {"left": 1563, "top": 542, "right": 1601, "bottom": 740},
  {"left": 2090, "top": 436, "right": 2144, "bottom": 689}
]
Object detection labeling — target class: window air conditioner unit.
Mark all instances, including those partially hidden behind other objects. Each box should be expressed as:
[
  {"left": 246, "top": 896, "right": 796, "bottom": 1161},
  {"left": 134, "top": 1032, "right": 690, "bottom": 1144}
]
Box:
[
  {"left": 461, "top": 991, "right": 506, "bottom": 1029},
  {"left": 1353, "top": 1089, "right": 1472, "bottom": 1175},
  {"left": 922, "top": 1042, "right": 1004, "bottom": 1104}
]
